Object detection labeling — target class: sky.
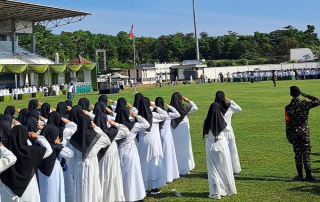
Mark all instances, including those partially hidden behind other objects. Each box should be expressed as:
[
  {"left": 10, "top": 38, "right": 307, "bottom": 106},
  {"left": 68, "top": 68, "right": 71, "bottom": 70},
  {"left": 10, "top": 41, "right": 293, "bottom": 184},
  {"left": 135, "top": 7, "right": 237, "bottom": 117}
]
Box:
[{"left": 28, "top": 0, "right": 320, "bottom": 37}]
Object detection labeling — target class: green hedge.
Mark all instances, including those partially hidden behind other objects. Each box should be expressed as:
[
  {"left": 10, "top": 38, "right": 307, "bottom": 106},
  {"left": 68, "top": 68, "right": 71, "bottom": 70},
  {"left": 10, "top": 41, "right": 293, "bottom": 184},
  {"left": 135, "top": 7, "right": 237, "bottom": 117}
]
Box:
[{"left": 206, "top": 58, "right": 278, "bottom": 67}]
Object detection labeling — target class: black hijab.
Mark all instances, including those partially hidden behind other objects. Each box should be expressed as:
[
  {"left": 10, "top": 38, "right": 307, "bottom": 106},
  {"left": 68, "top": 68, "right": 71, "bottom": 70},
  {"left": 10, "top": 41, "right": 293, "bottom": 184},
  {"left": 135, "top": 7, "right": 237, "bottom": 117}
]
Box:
[
  {"left": 29, "top": 110, "right": 39, "bottom": 121},
  {"left": 203, "top": 103, "right": 227, "bottom": 141},
  {"left": 0, "top": 121, "right": 11, "bottom": 147},
  {"left": 1, "top": 125, "right": 46, "bottom": 197},
  {"left": 0, "top": 114, "right": 13, "bottom": 123},
  {"left": 154, "top": 97, "right": 165, "bottom": 129},
  {"left": 38, "top": 124, "right": 63, "bottom": 177},
  {"left": 41, "top": 103, "right": 51, "bottom": 119},
  {"left": 48, "top": 112, "right": 64, "bottom": 139},
  {"left": 214, "top": 91, "right": 230, "bottom": 115},
  {"left": 115, "top": 107, "right": 135, "bottom": 131},
  {"left": 69, "top": 105, "right": 83, "bottom": 125},
  {"left": 78, "top": 98, "right": 90, "bottom": 111},
  {"left": 4, "top": 106, "right": 15, "bottom": 117},
  {"left": 93, "top": 101, "right": 106, "bottom": 115},
  {"left": 98, "top": 95, "right": 108, "bottom": 104},
  {"left": 115, "top": 97, "right": 127, "bottom": 113},
  {"left": 133, "top": 93, "right": 144, "bottom": 109},
  {"left": 18, "top": 108, "right": 30, "bottom": 125},
  {"left": 169, "top": 92, "right": 192, "bottom": 129},
  {"left": 138, "top": 97, "right": 152, "bottom": 131},
  {"left": 28, "top": 99, "right": 38, "bottom": 110},
  {"left": 65, "top": 100, "right": 73, "bottom": 107},
  {"left": 70, "top": 115, "right": 101, "bottom": 161},
  {"left": 25, "top": 117, "right": 38, "bottom": 133},
  {"left": 94, "top": 113, "right": 119, "bottom": 161},
  {"left": 57, "top": 102, "right": 69, "bottom": 119}
]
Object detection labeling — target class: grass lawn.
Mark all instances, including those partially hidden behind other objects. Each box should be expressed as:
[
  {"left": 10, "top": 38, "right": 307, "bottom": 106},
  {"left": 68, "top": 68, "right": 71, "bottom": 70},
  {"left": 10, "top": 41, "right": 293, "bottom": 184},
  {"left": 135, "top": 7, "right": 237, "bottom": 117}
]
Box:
[{"left": 2, "top": 80, "right": 320, "bottom": 201}]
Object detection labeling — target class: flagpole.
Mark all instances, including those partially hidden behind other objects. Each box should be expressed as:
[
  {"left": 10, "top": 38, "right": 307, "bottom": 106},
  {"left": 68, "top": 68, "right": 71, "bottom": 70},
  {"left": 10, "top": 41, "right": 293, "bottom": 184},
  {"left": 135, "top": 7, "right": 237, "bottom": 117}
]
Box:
[{"left": 133, "top": 23, "right": 138, "bottom": 94}]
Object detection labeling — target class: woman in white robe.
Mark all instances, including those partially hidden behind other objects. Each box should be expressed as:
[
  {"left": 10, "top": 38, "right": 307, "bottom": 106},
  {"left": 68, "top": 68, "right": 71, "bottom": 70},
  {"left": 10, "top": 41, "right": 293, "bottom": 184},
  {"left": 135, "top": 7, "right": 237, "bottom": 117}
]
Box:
[
  {"left": 115, "top": 106, "right": 149, "bottom": 201},
  {"left": 214, "top": 91, "right": 242, "bottom": 174},
  {"left": 136, "top": 97, "right": 168, "bottom": 194},
  {"left": 68, "top": 116, "right": 111, "bottom": 202},
  {"left": 55, "top": 85, "right": 60, "bottom": 96},
  {"left": 93, "top": 112, "right": 129, "bottom": 202},
  {"left": 170, "top": 92, "right": 198, "bottom": 175},
  {"left": 1, "top": 125, "right": 53, "bottom": 202},
  {"left": 38, "top": 124, "right": 74, "bottom": 202},
  {"left": 204, "top": 102, "right": 237, "bottom": 199},
  {"left": 154, "top": 97, "right": 180, "bottom": 183}
]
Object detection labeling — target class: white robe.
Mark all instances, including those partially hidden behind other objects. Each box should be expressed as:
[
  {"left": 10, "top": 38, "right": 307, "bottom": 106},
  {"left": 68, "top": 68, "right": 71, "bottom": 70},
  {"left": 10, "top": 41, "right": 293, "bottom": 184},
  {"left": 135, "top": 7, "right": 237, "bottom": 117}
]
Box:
[
  {"left": 68, "top": 127, "right": 111, "bottom": 202},
  {"left": 62, "top": 122, "right": 78, "bottom": 202},
  {"left": 0, "top": 146, "right": 17, "bottom": 202},
  {"left": 39, "top": 147, "right": 74, "bottom": 202},
  {"left": 206, "top": 122, "right": 237, "bottom": 197},
  {"left": 99, "top": 123, "right": 129, "bottom": 202},
  {"left": 55, "top": 86, "right": 60, "bottom": 96},
  {"left": 160, "top": 106, "right": 180, "bottom": 183},
  {"left": 224, "top": 100, "right": 242, "bottom": 174},
  {"left": 171, "top": 101, "right": 198, "bottom": 174},
  {"left": 1, "top": 136, "right": 53, "bottom": 202},
  {"left": 136, "top": 107, "right": 168, "bottom": 190},
  {"left": 118, "top": 115, "right": 149, "bottom": 201}
]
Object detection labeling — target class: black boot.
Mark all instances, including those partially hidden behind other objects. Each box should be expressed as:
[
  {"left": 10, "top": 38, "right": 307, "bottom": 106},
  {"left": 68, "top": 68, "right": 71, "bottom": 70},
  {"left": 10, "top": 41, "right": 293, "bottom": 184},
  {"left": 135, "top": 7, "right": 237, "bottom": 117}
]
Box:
[
  {"left": 305, "top": 169, "right": 316, "bottom": 182},
  {"left": 293, "top": 167, "right": 304, "bottom": 181}
]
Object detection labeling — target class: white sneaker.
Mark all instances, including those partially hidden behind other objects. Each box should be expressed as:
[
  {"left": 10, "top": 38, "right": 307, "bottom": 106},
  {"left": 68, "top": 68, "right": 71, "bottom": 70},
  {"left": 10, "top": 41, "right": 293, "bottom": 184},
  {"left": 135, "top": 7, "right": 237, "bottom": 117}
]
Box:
[{"left": 209, "top": 194, "right": 221, "bottom": 199}]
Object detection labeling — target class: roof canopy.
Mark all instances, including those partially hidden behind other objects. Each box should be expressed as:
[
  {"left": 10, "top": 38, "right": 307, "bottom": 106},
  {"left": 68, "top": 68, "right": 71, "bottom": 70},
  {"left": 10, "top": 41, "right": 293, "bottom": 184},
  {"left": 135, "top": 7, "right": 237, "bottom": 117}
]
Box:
[
  {"left": 0, "top": 0, "right": 92, "bottom": 29},
  {"left": 69, "top": 56, "right": 93, "bottom": 64},
  {"left": 111, "top": 72, "right": 129, "bottom": 79}
]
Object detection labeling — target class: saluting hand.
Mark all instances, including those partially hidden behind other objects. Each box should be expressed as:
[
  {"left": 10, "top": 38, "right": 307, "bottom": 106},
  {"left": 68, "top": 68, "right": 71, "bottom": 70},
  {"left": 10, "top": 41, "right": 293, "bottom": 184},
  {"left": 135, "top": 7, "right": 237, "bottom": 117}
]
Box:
[
  {"left": 225, "top": 97, "right": 231, "bottom": 103},
  {"left": 108, "top": 120, "right": 116, "bottom": 126},
  {"left": 15, "top": 108, "right": 21, "bottom": 113},
  {"left": 61, "top": 117, "right": 70, "bottom": 124},
  {"left": 39, "top": 115, "right": 46, "bottom": 121},
  {"left": 182, "top": 96, "right": 190, "bottom": 103},
  {"left": 108, "top": 99, "right": 114, "bottom": 103},
  {"left": 164, "top": 103, "right": 170, "bottom": 108},
  {"left": 37, "top": 124, "right": 44, "bottom": 130},
  {"left": 91, "top": 121, "right": 97, "bottom": 128},
  {"left": 126, "top": 102, "right": 133, "bottom": 109},
  {"left": 83, "top": 110, "right": 89, "bottom": 115},
  {"left": 67, "top": 106, "right": 72, "bottom": 111},
  {"left": 130, "top": 111, "right": 137, "bottom": 118},
  {"left": 28, "top": 132, "right": 39, "bottom": 139},
  {"left": 38, "top": 102, "right": 43, "bottom": 107}
]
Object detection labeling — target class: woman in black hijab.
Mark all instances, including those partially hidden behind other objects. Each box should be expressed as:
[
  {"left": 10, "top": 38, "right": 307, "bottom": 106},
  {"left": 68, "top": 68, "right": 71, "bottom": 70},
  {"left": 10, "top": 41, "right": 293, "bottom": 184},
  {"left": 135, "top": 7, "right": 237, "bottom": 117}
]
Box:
[
  {"left": 28, "top": 99, "right": 38, "bottom": 110},
  {"left": 0, "top": 114, "right": 13, "bottom": 123},
  {"left": 115, "top": 97, "right": 127, "bottom": 113},
  {"left": 169, "top": 92, "right": 198, "bottom": 175},
  {"left": 4, "top": 106, "right": 15, "bottom": 117},
  {"left": 154, "top": 97, "right": 165, "bottom": 129},
  {"left": 0, "top": 121, "right": 12, "bottom": 147},
  {"left": 25, "top": 116, "right": 39, "bottom": 145},
  {"left": 69, "top": 105, "right": 83, "bottom": 125},
  {"left": 65, "top": 100, "right": 73, "bottom": 107},
  {"left": 41, "top": 103, "right": 51, "bottom": 119},
  {"left": 115, "top": 107, "right": 135, "bottom": 132},
  {"left": 68, "top": 115, "right": 113, "bottom": 202},
  {"left": 48, "top": 112, "right": 64, "bottom": 140},
  {"left": 18, "top": 108, "right": 30, "bottom": 125},
  {"left": 29, "top": 110, "right": 39, "bottom": 121},
  {"left": 0, "top": 125, "right": 52, "bottom": 201},
  {"left": 38, "top": 124, "right": 73, "bottom": 202},
  {"left": 203, "top": 103, "right": 236, "bottom": 199},
  {"left": 93, "top": 101, "right": 107, "bottom": 115},
  {"left": 98, "top": 95, "right": 108, "bottom": 104},
  {"left": 57, "top": 102, "right": 69, "bottom": 119},
  {"left": 137, "top": 97, "right": 152, "bottom": 131},
  {"left": 78, "top": 98, "right": 90, "bottom": 111},
  {"left": 94, "top": 113, "right": 119, "bottom": 161},
  {"left": 133, "top": 93, "right": 143, "bottom": 109},
  {"left": 214, "top": 91, "right": 230, "bottom": 115}
]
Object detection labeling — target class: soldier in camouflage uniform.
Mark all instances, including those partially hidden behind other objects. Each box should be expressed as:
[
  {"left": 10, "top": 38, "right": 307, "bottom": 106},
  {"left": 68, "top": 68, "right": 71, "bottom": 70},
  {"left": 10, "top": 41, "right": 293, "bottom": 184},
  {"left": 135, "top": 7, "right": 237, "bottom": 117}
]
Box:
[{"left": 285, "top": 86, "right": 320, "bottom": 181}]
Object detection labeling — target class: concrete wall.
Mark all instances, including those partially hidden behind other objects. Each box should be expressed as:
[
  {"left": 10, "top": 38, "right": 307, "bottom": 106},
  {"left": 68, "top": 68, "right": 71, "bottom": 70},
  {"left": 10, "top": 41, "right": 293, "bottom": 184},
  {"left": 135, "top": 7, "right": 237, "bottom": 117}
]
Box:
[
  {"left": 290, "top": 48, "right": 314, "bottom": 62},
  {"left": 204, "top": 62, "right": 320, "bottom": 79}
]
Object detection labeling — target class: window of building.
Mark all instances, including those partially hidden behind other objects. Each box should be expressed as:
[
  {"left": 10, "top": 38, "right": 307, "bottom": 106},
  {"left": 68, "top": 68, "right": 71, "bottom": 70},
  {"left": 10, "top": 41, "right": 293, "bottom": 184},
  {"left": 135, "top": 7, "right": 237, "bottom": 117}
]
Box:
[
  {"left": 0, "top": 35, "right": 7, "bottom": 41},
  {"left": 136, "top": 69, "right": 139, "bottom": 78},
  {"left": 128, "top": 70, "right": 130, "bottom": 78}
]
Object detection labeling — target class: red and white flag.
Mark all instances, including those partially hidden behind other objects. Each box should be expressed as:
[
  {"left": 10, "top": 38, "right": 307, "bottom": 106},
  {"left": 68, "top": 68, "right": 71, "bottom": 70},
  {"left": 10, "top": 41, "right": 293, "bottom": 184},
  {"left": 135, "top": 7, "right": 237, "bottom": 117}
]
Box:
[{"left": 129, "top": 24, "right": 134, "bottom": 39}]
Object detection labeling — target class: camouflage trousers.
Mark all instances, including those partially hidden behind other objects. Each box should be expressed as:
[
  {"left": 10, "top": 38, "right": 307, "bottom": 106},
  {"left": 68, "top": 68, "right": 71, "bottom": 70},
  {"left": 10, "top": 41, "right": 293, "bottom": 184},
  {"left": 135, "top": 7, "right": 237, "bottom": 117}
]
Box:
[{"left": 292, "top": 126, "right": 311, "bottom": 172}]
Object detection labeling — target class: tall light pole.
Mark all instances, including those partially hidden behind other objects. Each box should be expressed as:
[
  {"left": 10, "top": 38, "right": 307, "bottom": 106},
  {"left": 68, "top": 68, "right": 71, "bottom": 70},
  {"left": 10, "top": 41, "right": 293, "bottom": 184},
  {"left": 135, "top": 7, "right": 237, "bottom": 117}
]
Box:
[{"left": 193, "top": 0, "right": 200, "bottom": 61}]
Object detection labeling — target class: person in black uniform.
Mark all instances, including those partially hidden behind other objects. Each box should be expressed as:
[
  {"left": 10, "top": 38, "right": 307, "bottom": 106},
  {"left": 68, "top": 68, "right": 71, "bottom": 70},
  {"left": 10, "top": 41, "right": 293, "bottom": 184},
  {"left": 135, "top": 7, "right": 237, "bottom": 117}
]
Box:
[
  {"left": 271, "top": 71, "right": 277, "bottom": 87},
  {"left": 285, "top": 86, "right": 320, "bottom": 181}
]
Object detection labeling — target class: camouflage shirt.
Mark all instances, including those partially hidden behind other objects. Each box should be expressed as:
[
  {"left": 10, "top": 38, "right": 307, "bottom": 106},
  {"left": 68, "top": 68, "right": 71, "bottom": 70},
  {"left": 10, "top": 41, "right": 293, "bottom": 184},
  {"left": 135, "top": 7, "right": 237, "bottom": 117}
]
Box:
[{"left": 285, "top": 94, "right": 320, "bottom": 140}]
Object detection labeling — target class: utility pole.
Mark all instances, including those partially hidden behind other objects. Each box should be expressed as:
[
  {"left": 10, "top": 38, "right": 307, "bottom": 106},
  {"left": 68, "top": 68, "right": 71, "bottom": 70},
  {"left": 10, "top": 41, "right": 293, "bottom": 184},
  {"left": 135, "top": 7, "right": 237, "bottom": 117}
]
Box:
[{"left": 193, "top": 0, "right": 200, "bottom": 61}]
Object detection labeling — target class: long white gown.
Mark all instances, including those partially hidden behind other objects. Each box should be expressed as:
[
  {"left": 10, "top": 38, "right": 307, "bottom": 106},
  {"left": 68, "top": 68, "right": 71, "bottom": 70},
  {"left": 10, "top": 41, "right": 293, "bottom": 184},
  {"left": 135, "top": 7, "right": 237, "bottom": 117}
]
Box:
[
  {"left": 68, "top": 127, "right": 111, "bottom": 202},
  {"left": 136, "top": 107, "right": 168, "bottom": 190},
  {"left": 118, "top": 115, "right": 149, "bottom": 201},
  {"left": 1, "top": 136, "right": 53, "bottom": 202},
  {"left": 160, "top": 106, "right": 180, "bottom": 183},
  {"left": 39, "top": 147, "right": 74, "bottom": 202},
  {"left": 99, "top": 123, "right": 129, "bottom": 202},
  {"left": 62, "top": 122, "right": 78, "bottom": 202},
  {"left": 171, "top": 101, "right": 198, "bottom": 174},
  {"left": 224, "top": 100, "right": 242, "bottom": 174},
  {"left": 0, "top": 146, "right": 17, "bottom": 202},
  {"left": 206, "top": 122, "right": 237, "bottom": 198}
]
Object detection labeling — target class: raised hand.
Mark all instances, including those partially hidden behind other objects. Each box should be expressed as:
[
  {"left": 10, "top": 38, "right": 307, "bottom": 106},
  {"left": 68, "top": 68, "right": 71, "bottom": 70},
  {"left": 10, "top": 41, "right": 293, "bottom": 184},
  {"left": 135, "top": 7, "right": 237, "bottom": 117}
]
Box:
[
  {"left": 28, "top": 132, "right": 39, "bottom": 139},
  {"left": 126, "top": 102, "right": 133, "bottom": 109},
  {"left": 90, "top": 103, "right": 95, "bottom": 110},
  {"left": 164, "top": 103, "right": 170, "bottom": 108},
  {"left": 37, "top": 124, "right": 44, "bottom": 130},
  {"left": 225, "top": 97, "right": 231, "bottom": 103},
  {"left": 83, "top": 110, "right": 89, "bottom": 115},
  {"left": 108, "top": 119, "right": 116, "bottom": 126},
  {"left": 91, "top": 121, "right": 97, "bottom": 128},
  {"left": 182, "top": 96, "right": 190, "bottom": 103},
  {"left": 61, "top": 117, "right": 70, "bottom": 124},
  {"left": 130, "top": 111, "right": 138, "bottom": 118},
  {"left": 67, "top": 106, "right": 72, "bottom": 111}
]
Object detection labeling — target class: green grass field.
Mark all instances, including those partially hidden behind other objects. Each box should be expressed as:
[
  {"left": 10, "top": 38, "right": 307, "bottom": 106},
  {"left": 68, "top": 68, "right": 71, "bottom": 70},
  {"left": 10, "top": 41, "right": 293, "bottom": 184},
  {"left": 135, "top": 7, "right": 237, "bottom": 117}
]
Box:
[{"left": 2, "top": 80, "right": 320, "bottom": 201}]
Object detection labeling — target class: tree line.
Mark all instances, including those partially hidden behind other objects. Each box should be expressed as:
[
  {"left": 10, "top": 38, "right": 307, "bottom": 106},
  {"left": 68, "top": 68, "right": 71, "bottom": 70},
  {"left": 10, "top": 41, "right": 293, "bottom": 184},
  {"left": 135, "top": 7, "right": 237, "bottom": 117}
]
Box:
[{"left": 18, "top": 25, "right": 320, "bottom": 69}]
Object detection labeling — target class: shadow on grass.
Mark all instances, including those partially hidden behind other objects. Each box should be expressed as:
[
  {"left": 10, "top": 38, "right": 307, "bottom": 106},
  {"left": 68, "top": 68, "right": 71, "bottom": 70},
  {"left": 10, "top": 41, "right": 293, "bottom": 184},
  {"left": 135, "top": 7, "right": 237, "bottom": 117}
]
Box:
[
  {"left": 147, "top": 191, "right": 208, "bottom": 199},
  {"left": 235, "top": 174, "right": 293, "bottom": 182},
  {"left": 179, "top": 172, "right": 208, "bottom": 179},
  {"left": 288, "top": 185, "right": 320, "bottom": 195},
  {"left": 311, "top": 153, "right": 320, "bottom": 157}
]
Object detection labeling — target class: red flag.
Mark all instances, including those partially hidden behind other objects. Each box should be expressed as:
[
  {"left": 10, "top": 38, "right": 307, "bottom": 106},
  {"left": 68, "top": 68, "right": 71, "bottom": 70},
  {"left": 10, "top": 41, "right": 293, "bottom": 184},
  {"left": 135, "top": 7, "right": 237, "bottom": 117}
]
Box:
[{"left": 129, "top": 24, "right": 134, "bottom": 39}]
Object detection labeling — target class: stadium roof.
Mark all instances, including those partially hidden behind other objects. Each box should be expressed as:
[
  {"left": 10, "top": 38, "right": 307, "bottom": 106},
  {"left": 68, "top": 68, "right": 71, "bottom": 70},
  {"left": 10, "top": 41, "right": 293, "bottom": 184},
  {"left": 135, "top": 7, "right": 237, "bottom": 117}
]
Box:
[{"left": 0, "top": 0, "right": 92, "bottom": 29}]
